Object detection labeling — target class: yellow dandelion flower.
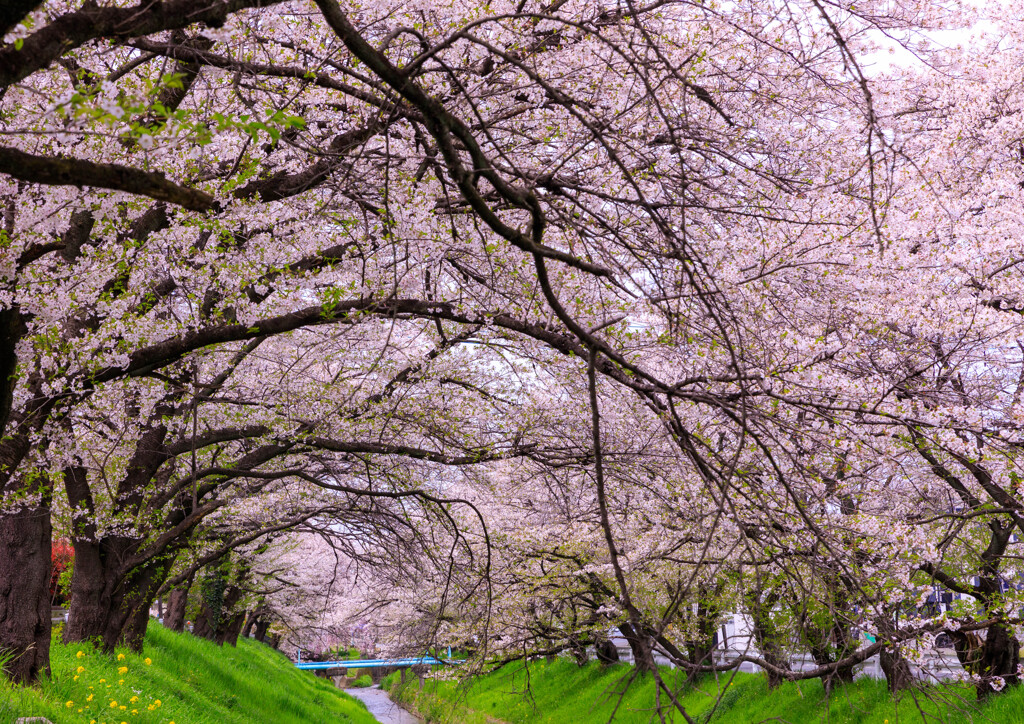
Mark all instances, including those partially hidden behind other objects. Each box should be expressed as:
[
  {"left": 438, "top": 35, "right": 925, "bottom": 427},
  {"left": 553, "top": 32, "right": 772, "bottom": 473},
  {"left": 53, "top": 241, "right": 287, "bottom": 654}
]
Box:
[
  {"left": 109, "top": 700, "right": 118, "bottom": 708},
  {"left": 74, "top": 675, "right": 80, "bottom": 681},
  {"left": 154, "top": 699, "right": 161, "bottom": 707},
  {"left": 66, "top": 700, "right": 74, "bottom": 708},
  {"left": 119, "top": 705, "right": 126, "bottom": 710},
  {"left": 129, "top": 696, "right": 138, "bottom": 703},
  {"left": 144, "top": 657, "right": 152, "bottom": 665},
  {"left": 118, "top": 679, "right": 124, "bottom": 685},
  {"left": 147, "top": 705, "right": 155, "bottom": 711},
  {"left": 131, "top": 709, "right": 138, "bottom": 715},
  {"left": 87, "top": 694, "right": 94, "bottom": 701},
  {"left": 117, "top": 653, "right": 125, "bottom": 661},
  {"left": 117, "top": 666, "right": 127, "bottom": 674},
  {"left": 77, "top": 650, "right": 85, "bottom": 658},
  {"left": 99, "top": 678, "right": 106, "bottom": 683},
  {"left": 77, "top": 665, "right": 85, "bottom": 673}
]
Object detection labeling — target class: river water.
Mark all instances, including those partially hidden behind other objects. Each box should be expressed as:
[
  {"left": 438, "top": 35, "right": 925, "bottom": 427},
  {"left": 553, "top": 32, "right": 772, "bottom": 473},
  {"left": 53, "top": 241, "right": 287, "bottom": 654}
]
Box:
[{"left": 345, "top": 685, "right": 420, "bottom": 724}]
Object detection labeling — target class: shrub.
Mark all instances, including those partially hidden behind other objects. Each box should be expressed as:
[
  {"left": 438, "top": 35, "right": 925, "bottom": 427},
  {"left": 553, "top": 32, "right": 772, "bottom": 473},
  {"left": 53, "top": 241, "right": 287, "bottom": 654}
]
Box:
[{"left": 50, "top": 539, "right": 74, "bottom": 606}]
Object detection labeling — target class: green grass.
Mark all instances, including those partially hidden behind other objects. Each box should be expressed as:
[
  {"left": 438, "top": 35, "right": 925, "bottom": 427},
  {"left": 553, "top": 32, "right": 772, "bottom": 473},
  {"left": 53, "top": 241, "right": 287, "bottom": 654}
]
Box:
[
  {"left": 383, "top": 657, "right": 1024, "bottom": 723},
  {"left": 0, "top": 622, "right": 377, "bottom": 724}
]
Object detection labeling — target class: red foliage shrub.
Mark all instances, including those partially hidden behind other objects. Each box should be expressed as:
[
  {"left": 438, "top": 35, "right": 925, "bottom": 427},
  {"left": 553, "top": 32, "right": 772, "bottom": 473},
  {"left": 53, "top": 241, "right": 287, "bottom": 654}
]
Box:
[{"left": 50, "top": 539, "right": 74, "bottom": 606}]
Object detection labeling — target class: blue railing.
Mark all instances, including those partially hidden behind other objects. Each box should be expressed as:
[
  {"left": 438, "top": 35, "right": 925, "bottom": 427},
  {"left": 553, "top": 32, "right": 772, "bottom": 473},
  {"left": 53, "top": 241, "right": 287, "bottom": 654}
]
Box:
[{"left": 295, "top": 654, "right": 463, "bottom": 670}]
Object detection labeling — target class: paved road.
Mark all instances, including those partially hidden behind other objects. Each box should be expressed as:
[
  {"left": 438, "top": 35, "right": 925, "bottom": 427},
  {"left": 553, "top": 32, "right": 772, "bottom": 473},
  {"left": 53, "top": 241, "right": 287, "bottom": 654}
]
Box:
[{"left": 345, "top": 686, "right": 420, "bottom": 724}]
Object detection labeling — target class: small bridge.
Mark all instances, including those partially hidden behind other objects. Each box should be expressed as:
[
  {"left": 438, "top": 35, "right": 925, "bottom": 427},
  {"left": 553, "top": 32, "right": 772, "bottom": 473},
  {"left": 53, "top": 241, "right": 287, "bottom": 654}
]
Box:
[{"left": 295, "top": 653, "right": 463, "bottom": 671}]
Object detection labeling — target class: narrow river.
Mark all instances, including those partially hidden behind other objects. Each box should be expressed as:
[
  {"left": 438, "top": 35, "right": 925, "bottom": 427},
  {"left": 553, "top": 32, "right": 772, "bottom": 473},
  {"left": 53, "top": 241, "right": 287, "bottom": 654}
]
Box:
[{"left": 345, "top": 685, "right": 421, "bottom": 724}]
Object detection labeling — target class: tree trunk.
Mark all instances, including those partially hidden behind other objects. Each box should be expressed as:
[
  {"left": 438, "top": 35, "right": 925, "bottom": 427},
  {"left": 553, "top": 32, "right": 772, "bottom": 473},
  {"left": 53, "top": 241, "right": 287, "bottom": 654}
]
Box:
[
  {"left": 804, "top": 620, "right": 856, "bottom": 694},
  {"left": 619, "top": 621, "right": 657, "bottom": 674},
  {"left": 241, "top": 611, "right": 257, "bottom": 639},
  {"left": 64, "top": 531, "right": 173, "bottom": 652},
  {"left": 192, "top": 566, "right": 226, "bottom": 642},
  {"left": 63, "top": 538, "right": 112, "bottom": 647},
  {"left": 566, "top": 634, "right": 589, "bottom": 666},
  {"left": 875, "top": 616, "right": 914, "bottom": 695},
  {"left": 746, "top": 592, "right": 791, "bottom": 689},
  {"left": 192, "top": 599, "right": 218, "bottom": 640},
  {"left": 595, "top": 638, "right": 619, "bottom": 664},
  {"left": 949, "top": 630, "right": 984, "bottom": 675},
  {"left": 0, "top": 500, "right": 52, "bottom": 684},
  {"left": 976, "top": 622, "right": 1020, "bottom": 699},
  {"left": 685, "top": 599, "right": 721, "bottom": 673},
  {"left": 219, "top": 609, "right": 246, "bottom": 647},
  {"left": 164, "top": 585, "right": 190, "bottom": 633},
  {"left": 214, "top": 582, "right": 246, "bottom": 645},
  {"left": 254, "top": 618, "right": 270, "bottom": 643}
]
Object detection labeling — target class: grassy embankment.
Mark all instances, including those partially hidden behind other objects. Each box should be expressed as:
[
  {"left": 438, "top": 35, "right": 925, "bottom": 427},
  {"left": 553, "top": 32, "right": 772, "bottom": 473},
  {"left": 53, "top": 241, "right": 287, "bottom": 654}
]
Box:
[
  {"left": 383, "top": 657, "right": 1024, "bottom": 723},
  {"left": 1, "top": 622, "right": 376, "bottom": 724}
]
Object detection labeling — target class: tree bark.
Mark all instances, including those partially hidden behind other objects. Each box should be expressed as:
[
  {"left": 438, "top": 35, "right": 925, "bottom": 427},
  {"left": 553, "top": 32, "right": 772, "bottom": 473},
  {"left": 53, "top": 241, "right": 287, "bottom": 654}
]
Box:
[
  {"left": 63, "top": 531, "right": 173, "bottom": 652},
  {"left": 164, "top": 582, "right": 190, "bottom": 633},
  {"left": 745, "top": 591, "right": 791, "bottom": 689},
  {"left": 875, "top": 615, "right": 914, "bottom": 695},
  {"left": 685, "top": 599, "right": 721, "bottom": 677},
  {"left": 63, "top": 537, "right": 112, "bottom": 646},
  {"left": 116, "top": 560, "right": 171, "bottom": 651},
  {"left": 976, "top": 622, "right": 1020, "bottom": 700},
  {"left": 219, "top": 609, "right": 246, "bottom": 647},
  {"left": 241, "top": 611, "right": 257, "bottom": 639},
  {"left": 214, "top": 582, "right": 246, "bottom": 646},
  {"left": 0, "top": 499, "right": 52, "bottom": 684},
  {"left": 192, "top": 565, "right": 226, "bottom": 642},
  {"left": 254, "top": 618, "right": 271, "bottom": 643},
  {"left": 618, "top": 621, "right": 657, "bottom": 674},
  {"left": 595, "top": 638, "right": 619, "bottom": 664}
]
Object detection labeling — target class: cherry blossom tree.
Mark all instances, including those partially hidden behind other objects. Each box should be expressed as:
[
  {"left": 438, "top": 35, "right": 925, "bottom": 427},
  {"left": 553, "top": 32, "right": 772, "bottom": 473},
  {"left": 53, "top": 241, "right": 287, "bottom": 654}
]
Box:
[{"left": 9, "top": 5, "right": 1024, "bottom": 721}]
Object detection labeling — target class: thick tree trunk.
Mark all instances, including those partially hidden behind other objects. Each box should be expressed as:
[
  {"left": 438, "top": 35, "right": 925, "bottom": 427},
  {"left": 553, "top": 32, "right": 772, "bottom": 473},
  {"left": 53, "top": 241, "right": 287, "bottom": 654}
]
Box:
[
  {"left": 63, "top": 538, "right": 112, "bottom": 646},
  {"left": 64, "top": 532, "right": 172, "bottom": 651},
  {"left": 116, "top": 556, "right": 175, "bottom": 651},
  {"left": 219, "top": 609, "right": 246, "bottom": 647},
  {"left": 120, "top": 600, "right": 152, "bottom": 652},
  {"left": 595, "top": 638, "right": 619, "bottom": 664},
  {"left": 618, "top": 621, "right": 657, "bottom": 674},
  {"left": 566, "top": 634, "right": 589, "bottom": 666},
  {"left": 214, "top": 582, "right": 245, "bottom": 645},
  {"left": 192, "top": 566, "right": 226, "bottom": 642},
  {"left": 976, "top": 622, "right": 1020, "bottom": 700},
  {"left": 254, "top": 618, "right": 271, "bottom": 643},
  {"left": 192, "top": 600, "right": 218, "bottom": 641},
  {"left": 803, "top": 619, "right": 856, "bottom": 694},
  {"left": 807, "top": 638, "right": 856, "bottom": 694},
  {"left": 684, "top": 600, "right": 721, "bottom": 674},
  {"left": 746, "top": 592, "right": 791, "bottom": 689},
  {"left": 164, "top": 584, "right": 190, "bottom": 633},
  {"left": 875, "top": 615, "right": 914, "bottom": 695},
  {"left": 241, "top": 611, "right": 257, "bottom": 639},
  {"left": 0, "top": 501, "right": 52, "bottom": 683}
]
